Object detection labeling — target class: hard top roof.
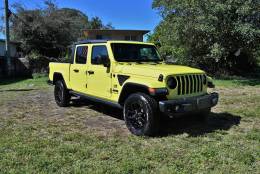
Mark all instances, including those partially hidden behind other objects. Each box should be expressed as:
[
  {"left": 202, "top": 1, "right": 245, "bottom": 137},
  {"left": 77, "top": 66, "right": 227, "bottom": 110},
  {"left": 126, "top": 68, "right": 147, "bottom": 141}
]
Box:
[
  {"left": 74, "top": 40, "right": 153, "bottom": 45},
  {"left": 74, "top": 40, "right": 108, "bottom": 45}
]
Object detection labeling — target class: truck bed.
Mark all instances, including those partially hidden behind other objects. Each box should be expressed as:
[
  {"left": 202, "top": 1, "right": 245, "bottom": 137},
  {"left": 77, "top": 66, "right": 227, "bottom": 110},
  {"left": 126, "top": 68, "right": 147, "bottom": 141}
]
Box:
[{"left": 49, "top": 62, "right": 71, "bottom": 87}]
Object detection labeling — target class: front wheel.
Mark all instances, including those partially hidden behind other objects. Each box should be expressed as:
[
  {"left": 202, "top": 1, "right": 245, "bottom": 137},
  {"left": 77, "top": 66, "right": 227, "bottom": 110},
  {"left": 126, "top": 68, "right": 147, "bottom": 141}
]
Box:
[
  {"left": 123, "top": 93, "right": 160, "bottom": 136},
  {"left": 54, "top": 80, "right": 70, "bottom": 107}
]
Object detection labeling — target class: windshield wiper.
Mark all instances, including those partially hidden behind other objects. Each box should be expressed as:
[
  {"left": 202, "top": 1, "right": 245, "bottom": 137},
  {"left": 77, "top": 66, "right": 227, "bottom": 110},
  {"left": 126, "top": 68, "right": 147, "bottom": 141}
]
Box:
[{"left": 147, "top": 60, "right": 163, "bottom": 64}]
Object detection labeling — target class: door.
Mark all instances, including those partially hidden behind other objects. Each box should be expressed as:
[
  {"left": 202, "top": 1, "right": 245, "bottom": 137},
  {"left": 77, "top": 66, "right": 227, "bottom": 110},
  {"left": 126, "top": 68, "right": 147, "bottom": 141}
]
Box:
[
  {"left": 86, "top": 45, "right": 112, "bottom": 99},
  {"left": 70, "top": 45, "right": 89, "bottom": 93}
]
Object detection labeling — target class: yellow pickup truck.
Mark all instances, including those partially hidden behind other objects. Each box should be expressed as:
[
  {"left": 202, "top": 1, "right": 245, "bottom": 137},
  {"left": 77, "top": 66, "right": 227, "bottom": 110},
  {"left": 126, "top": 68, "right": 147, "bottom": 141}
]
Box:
[{"left": 48, "top": 40, "right": 218, "bottom": 136}]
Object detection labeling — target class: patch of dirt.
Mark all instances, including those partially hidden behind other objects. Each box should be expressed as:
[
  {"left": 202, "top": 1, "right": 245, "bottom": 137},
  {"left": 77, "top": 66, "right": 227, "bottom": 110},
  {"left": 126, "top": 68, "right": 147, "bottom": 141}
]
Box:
[
  {"left": 0, "top": 86, "right": 259, "bottom": 137},
  {"left": 0, "top": 88, "right": 129, "bottom": 136},
  {"left": 217, "top": 86, "right": 260, "bottom": 94}
]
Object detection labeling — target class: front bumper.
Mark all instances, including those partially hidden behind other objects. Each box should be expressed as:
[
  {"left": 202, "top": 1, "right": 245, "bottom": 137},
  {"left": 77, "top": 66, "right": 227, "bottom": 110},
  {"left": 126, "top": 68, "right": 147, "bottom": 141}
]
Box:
[{"left": 159, "top": 92, "right": 219, "bottom": 116}]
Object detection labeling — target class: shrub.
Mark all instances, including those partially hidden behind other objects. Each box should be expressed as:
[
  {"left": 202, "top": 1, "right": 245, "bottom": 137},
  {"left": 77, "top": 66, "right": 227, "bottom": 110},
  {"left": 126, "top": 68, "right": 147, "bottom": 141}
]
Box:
[{"left": 151, "top": 0, "right": 260, "bottom": 75}]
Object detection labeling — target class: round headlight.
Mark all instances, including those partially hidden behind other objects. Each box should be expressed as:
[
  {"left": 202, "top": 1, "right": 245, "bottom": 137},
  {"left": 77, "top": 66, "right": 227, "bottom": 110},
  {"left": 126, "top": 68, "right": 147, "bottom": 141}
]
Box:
[{"left": 167, "top": 77, "right": 177, "bottom": 89}]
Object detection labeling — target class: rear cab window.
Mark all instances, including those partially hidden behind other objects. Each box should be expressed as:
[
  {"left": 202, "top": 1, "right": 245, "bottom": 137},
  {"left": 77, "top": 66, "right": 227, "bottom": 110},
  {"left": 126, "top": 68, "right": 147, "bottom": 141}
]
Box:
[{"left": 75, "top": 46, "right": 88, "bottom": 64}]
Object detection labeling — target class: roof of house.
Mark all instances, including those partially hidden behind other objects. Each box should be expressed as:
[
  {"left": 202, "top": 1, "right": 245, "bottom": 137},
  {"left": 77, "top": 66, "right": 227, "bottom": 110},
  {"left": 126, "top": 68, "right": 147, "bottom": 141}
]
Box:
[{"left": 0, "top": 39, "right": 20, "bottom": 44}]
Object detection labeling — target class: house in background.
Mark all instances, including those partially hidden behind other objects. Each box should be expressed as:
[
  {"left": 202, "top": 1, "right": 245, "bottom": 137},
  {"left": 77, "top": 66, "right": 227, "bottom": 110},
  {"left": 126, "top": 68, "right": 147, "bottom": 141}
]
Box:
[
  {"left": 0, "top": 39, "right": 20, "bottom": 76},
  {"left": 0, "top": 39, "right": 28, "bottom": 77},
  {"left": 82, "top": 29, "right": 150, "bottom": 41},
  {"left": 0, "top": 39, "right": 21, "bottom": 59}
]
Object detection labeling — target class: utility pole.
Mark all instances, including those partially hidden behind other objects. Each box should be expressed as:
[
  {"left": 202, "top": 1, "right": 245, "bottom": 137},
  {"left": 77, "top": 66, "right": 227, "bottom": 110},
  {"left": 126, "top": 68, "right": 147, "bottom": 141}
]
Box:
[{"left": 4, "top": 0, "right": 12, "bottom": 76}]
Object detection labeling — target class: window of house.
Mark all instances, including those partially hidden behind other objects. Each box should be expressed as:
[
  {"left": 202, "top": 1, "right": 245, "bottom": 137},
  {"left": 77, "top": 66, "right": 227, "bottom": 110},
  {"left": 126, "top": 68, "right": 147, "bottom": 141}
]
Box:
[
  {"left": 91, "top": 46, "right": 109, "bottom": 65},
  {"left": 125, "top": 35, "right": 137, "bottom": 41},
  {"left": 131, "top": 36, "right": 137, "bottom": 41},
  {"left": 75, "top": 46, "right": 88, "bottom": 64},
  {"left": 125, "top": 36, "right": 131, "bottom": 40},
  {"left": 96, "top": 35, "right": 103, "bottom": 40}
]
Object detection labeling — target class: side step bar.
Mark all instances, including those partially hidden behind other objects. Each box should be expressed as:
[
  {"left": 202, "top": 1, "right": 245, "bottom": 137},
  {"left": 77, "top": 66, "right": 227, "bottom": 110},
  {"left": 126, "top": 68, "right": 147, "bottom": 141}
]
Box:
[{"left": 69, "top": 91, "right": 123, "bottom": 109}]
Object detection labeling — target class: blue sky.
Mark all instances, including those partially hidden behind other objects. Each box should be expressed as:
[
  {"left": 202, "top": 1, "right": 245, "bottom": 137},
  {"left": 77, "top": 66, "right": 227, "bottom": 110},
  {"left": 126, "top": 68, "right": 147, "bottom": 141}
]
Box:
[{"left": 0, "top": 0, "right": 162, "bottom": 39}]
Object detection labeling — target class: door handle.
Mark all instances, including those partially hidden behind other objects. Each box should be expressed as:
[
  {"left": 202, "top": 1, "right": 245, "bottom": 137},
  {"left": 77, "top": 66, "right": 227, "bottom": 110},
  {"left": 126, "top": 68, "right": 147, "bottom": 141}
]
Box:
[
  {"left": 87, "top": 70, "right": 95, "bottom": 75},
  {"left": 73, "top": 69, "right": 79, "bottom": 73}
]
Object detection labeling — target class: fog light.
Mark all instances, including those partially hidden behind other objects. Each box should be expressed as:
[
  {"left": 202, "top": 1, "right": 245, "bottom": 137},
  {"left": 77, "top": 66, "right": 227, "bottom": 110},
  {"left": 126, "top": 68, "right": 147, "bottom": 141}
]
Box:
[
  {"left": 174, "top": 105, "right": 180, "bottom": 111},
  {"left": 167, "top": 107, "right": 173, "bottom": 113}
]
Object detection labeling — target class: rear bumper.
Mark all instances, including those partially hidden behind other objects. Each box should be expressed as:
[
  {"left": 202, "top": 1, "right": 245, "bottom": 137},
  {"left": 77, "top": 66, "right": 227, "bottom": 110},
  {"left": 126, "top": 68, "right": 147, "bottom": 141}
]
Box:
[{"left": 159, "top": 92, "right": 219, "bottom": 116}]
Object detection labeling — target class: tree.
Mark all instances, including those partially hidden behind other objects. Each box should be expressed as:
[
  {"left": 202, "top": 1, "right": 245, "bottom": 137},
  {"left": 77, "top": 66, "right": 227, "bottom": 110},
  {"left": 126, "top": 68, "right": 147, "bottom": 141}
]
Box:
[
  {"left": 88, "top": 17, "right": 103, "bottom": 29},
  {"left": 88, "top": 16, "right": 114, "bottom": 29},
  {"left": 6, "top": 1, "right": 113, "bottom": 58},
  {"left": 151, "top": 0, "right": 260, "bottom": 75}
]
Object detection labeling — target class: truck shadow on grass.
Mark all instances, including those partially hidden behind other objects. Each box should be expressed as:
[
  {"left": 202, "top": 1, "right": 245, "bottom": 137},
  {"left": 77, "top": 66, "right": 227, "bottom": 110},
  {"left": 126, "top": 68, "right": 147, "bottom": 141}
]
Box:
[
  {"left": 71, "top": 99, "right": 241, "bottom": 137},
  {"left": 0, "top": 77, "right": 31, "bottom": 86},
  {"left": 158, "top": 112, "right": 241, "bottom": 137},
  {"left": 0, "top": 89, "right": 36, "bottom": 92}
]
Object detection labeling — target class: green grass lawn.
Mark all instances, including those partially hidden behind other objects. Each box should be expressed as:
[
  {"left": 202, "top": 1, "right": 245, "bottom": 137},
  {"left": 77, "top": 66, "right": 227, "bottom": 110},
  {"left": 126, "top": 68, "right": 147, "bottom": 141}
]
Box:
[
  {"left": 214, "top": 78, "right": 260, "bottom": 87},
  {"left": 0, "top": 74, "right": 48, "bottom": 91},
  {"left": 0, "top": 75, "right": 259, "bottom": 174}
]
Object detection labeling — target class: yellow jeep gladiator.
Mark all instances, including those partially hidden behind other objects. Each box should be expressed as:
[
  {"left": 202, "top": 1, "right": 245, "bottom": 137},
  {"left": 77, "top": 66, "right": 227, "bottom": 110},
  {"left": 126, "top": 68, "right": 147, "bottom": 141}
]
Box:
[{"left": 48, "top": 40, "right": 218, "bottom": 136}]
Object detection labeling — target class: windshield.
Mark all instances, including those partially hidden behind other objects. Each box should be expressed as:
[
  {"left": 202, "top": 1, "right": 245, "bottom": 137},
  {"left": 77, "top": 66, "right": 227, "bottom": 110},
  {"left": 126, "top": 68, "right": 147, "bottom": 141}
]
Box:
[{"left": 111, "top": 43, "right": 162, "bottom": 62}]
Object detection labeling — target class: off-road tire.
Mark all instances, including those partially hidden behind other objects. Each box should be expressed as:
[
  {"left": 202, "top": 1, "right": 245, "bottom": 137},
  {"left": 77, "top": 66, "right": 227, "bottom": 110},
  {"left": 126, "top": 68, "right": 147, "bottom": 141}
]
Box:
[
  {"left": 123, "top": 93, "right": 160, "bottom": 136},
  {"left": 54, "top": 80, "right": 70, "bottom": 107}
]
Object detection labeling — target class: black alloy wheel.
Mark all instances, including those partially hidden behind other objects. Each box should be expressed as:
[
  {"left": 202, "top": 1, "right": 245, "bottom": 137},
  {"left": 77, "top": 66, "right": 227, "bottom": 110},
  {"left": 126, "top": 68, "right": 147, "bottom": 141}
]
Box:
[
  {"left": 123, "top": 93, "right": 159, "bottom": 136},
  {"left": 125, "top": 100, "right": 147, "bottom": 129}
]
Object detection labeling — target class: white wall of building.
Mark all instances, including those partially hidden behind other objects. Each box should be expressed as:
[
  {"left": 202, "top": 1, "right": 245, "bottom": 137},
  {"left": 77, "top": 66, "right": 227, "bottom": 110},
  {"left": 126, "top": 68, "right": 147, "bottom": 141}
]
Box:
[{"left": 0, "top": 42, "right": 19, "bottom": 58}]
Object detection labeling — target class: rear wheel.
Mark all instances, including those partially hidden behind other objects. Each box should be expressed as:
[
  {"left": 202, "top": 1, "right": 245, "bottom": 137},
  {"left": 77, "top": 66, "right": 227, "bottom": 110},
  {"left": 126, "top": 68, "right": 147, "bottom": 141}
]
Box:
[
  {"left": 123, "top": 93, "right": 159, "bottom": 136},
  {"left": 54, "top": 80, "right": 70, "bottom": 107}
]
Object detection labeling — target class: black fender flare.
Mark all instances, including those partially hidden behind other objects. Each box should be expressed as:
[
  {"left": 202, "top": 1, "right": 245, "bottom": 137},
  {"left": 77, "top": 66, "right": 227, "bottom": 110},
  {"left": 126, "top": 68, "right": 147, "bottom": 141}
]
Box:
[{"left": 118, "top": 82, "right": 150, "bottom": 105}]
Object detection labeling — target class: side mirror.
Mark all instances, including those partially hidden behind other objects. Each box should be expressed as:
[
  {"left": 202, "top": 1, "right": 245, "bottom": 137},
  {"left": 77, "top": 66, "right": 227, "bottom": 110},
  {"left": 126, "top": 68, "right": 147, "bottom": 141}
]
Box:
[
  {"left": 96, "top": 56, "right": 110, "bottom": 67},
  {"left": 101, "top": 56, "right": 110, "bottom": 68},
  {"left": 102, "top": 57, "right": 110, "bottom": 68}
]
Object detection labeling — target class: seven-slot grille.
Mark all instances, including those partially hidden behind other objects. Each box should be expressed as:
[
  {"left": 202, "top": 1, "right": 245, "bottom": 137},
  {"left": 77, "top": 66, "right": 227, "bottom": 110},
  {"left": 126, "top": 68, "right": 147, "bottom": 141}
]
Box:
[{"left": 175, "top": 74, "right": 205, "bottom": 95}]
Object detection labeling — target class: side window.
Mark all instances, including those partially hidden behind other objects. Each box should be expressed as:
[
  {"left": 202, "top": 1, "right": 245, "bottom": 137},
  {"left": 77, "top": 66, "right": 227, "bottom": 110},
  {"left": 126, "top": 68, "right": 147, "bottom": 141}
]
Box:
[
  {"left": 75, "top": 46, "right": 88, "bottom": 64},
  {"left": 91, "top": 46, "right": 109, "bottom": 65}
]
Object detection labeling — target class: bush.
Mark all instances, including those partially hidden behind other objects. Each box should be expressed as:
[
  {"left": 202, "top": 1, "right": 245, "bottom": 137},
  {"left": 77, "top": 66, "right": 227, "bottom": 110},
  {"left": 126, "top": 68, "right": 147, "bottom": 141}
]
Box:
[
  {"left": 10, "top": 1, "right": 113, "bottom": 59},
  {"left": 26, "top": 50, "right": 57, "bottom": 73},
  {"left": 151, "top": 0, "right": 260, "bottom": 75}
]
